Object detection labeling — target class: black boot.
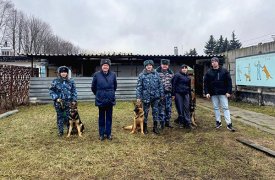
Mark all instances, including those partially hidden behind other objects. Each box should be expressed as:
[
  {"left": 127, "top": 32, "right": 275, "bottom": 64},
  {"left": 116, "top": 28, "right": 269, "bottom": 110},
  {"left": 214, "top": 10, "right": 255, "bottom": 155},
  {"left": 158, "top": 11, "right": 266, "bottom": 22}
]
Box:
[
  {"left": 143, "top": 123, "right": 149, "bottom": 134},
  {"left": 165, "top": 121, "right": 173, "bottom": 128},
  {"left": 160, "top": 121, "right": 165, "bottom": 130},
  {"left": 153, "top": 121, "right": 160, "bottom": 134}
]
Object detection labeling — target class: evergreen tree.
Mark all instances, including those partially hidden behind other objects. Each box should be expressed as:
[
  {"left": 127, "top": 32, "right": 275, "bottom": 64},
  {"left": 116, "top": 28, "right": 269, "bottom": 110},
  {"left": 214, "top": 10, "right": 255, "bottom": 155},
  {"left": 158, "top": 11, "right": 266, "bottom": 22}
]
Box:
[
  {"left": 214, "top": 35, "right": 224, "bottom": 54},
  {"left": 222, "top": 38, "right": 230, "bottom": 52},
  {"left": 204, "top": 35, "right": 216, "bottom": 54},
  {"left": 229, "top": 31, "right": 242, "bottom": 50},
  {"left": 185, "top": 48, "right": 198, "bottom": 55}
]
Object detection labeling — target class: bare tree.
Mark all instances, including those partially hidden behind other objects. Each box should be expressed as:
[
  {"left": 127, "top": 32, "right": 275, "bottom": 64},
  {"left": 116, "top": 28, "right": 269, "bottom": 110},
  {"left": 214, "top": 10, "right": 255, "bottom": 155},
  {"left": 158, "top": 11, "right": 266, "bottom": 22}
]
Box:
[
  {"left": 1, "top": 1, "right": 82, "bottom": 55},
  {"left": 17, "top": 11, "right": 24, "bottom": 54},
  {"left": 21, "top": 15, "right": 30, "bottom": 53},
  {"left": 0, "top": 0, "right": 13, "bottom": 44},
  {"left": 5, "top": 8, "right": 17, "bottom": 54}
]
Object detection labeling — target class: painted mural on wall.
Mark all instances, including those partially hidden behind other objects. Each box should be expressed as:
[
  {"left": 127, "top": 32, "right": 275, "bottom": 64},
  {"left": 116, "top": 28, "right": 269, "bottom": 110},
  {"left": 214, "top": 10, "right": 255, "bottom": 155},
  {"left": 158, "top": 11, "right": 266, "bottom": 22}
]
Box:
[{"left": 236, "top": 53, "right": 274, "bottom": 87}]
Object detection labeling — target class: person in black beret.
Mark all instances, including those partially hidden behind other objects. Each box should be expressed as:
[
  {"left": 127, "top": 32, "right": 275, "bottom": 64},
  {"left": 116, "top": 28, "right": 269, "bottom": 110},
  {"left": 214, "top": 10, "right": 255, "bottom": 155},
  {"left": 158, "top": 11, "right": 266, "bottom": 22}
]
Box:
[{"left": 91, "top": 59, "right": 117, "bottom": 141}]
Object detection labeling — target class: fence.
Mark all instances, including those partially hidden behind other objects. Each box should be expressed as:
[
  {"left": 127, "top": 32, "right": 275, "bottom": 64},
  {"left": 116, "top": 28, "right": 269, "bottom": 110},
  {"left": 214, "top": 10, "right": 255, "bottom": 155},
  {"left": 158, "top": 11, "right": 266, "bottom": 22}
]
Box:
[
  {"left": 0, "top": 65, "right": 38, "bottom": 110},
  {"left": 29, "top": 77, "right": 138, "bottom": 103}
]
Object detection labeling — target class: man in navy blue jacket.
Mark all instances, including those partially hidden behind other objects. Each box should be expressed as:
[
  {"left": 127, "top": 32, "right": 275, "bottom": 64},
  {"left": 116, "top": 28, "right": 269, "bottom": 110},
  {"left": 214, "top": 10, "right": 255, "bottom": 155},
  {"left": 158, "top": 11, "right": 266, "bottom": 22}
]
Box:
[
  {"left": 91, "top": 59, "right": 117, "bottom": 140},
  {"left": 204, "top": 57, "right": 235, "bottom": 132}
]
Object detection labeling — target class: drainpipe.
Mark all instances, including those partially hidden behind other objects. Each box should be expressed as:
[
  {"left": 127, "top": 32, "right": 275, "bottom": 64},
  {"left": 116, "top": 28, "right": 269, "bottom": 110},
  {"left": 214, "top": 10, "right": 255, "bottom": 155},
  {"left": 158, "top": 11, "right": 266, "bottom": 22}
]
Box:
[{"left": 257, "top": 88, "right": 263, "bottom": 106}]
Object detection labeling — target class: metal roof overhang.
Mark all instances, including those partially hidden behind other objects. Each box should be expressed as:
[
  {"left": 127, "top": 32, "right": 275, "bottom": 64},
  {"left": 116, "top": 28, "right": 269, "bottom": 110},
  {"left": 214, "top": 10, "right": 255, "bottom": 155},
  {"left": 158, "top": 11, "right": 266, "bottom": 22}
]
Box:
[
  {"left": 23, "top": 53, "right": 224, "bottom": 65},
  {"left": 17, "top": 53, "right": 224, "bottom": 77}
]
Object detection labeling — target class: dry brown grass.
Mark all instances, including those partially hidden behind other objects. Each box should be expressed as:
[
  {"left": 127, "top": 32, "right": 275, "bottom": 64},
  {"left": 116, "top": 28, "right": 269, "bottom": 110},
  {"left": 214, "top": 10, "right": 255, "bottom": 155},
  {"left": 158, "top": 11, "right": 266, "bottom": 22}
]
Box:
[{"left": 0, "top": 101, "right": 274, "bottom": 179}]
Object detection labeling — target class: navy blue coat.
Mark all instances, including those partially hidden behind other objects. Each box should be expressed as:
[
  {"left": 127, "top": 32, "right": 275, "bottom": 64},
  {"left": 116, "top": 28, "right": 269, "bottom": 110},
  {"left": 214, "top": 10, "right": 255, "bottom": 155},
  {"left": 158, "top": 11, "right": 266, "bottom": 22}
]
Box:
[
  {"left": 203, "top": 67, "right": 232, "bottom": 96},
  {"left": 172, "top": 72, "right": 191, "bottom": 96},
  {"left": 91, "top": 70, "right": 117, "bottom": 107}
]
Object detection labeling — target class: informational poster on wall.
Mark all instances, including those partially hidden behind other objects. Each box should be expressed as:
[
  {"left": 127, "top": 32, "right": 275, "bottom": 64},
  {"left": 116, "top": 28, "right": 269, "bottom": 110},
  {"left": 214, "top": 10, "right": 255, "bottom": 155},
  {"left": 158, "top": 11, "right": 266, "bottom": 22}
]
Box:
[{"left": 236, "top": 52, "right": 274, "bottom": 87}]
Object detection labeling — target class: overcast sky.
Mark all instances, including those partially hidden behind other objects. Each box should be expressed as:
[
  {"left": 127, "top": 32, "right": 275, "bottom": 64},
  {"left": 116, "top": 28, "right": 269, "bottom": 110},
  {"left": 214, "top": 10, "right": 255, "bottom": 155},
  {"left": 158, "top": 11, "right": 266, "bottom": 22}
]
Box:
[{"left": 12, "top": 0, "right": 275, "bottom": 55}]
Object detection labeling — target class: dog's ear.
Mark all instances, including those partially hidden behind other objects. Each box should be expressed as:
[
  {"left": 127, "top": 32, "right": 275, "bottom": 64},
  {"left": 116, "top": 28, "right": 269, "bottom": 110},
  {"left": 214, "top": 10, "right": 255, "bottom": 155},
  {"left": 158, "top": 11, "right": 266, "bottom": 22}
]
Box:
[
  {"left": 71, "top": 101, "right": 77, "bottom": 106},
  {"left": 133, "top": 100, "right": 136, "bottom": 105},
  {"left": 136, "top": 100, "right": 142, "bottom": 107}
]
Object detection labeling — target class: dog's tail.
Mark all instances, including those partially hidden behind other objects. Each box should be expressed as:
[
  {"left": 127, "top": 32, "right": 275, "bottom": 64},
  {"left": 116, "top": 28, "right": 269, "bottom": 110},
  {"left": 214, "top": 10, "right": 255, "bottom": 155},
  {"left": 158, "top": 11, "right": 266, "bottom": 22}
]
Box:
[{"left": 123, "top": 125, "right": 133, "bottom": 130}]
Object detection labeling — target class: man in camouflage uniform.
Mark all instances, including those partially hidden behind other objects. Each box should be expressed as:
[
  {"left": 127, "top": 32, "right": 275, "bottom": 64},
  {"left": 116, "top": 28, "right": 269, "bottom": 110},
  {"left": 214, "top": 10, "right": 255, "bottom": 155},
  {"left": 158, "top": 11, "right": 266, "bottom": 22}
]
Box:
[
  {"left": 156, "top": 59, "right": 174, "bottom": 129},
  {"left": 136, "top": 60, "right": 164, "bottom": 134},
  {"left": 49, "top": 66, "right": 77, "bottom": 137}
]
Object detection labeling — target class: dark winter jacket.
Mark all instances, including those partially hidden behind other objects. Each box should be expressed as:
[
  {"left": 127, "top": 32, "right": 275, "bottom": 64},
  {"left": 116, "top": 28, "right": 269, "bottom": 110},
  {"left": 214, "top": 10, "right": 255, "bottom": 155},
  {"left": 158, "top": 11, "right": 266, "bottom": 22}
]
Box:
[
  {"left": 49, "top": 69, "right": 77, "bottom": 108},
  {"left": 91, "top": 70, "right": 117, "bottom": 107},
  {"left": 136, "top": 69, "right": 164, "bottom": 103},
  {"left": 203, "top": 67, "right": 232, "bottom": 96},
  {"left": 172, "top": 71, "right": 191, "bottom": 96},
  {"left": 156, "top": 66, "right": 174, "bottom": 93}
]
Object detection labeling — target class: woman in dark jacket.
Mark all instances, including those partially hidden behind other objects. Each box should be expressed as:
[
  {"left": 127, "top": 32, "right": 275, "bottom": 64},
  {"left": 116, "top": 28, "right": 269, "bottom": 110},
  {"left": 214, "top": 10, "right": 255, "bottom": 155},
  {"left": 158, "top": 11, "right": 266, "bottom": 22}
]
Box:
[
  {"left": 91, "top": 59, "right": 117, "bottom": 141},
  {"left": 172, "top": 64, "right": 192, "bottom": 129}
]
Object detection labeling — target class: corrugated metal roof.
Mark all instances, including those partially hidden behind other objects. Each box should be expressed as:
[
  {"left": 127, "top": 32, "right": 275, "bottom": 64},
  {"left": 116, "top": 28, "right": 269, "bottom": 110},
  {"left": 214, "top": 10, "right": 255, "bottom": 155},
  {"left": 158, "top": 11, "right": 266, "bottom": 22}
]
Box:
[{"left": 21, "top": 53, "right": 223, "bottom": 59}]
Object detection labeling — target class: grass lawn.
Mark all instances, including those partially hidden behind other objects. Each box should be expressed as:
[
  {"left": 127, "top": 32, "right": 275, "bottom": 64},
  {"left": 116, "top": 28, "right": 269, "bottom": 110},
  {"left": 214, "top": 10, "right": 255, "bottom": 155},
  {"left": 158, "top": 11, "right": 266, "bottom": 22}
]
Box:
[
  {"left": 0, "top": 101, "right": 275, "bottom": 179},
  {"left": 230, "top": 100, "right": 275, "bottom": 117}
]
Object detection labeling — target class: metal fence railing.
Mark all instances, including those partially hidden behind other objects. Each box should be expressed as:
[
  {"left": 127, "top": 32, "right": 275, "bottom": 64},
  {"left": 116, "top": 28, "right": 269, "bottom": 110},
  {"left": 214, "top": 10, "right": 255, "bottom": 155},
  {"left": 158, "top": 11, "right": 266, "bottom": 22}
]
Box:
[{"left": 29, "top": 77, "right": 138, "bottom": 103}]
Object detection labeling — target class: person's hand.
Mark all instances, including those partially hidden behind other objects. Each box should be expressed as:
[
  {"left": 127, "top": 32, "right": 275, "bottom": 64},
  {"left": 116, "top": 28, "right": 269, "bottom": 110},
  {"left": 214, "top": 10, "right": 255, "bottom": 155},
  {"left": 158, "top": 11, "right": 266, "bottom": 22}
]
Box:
[
  {"left": 56, "top": 98, "right": 64, "bottom": 109},
  {"left": 206, "top": 94, "right": 211, "bottom": 99},
  {"left": 226, "top": 93, "right": 231, "bottom": 98}
]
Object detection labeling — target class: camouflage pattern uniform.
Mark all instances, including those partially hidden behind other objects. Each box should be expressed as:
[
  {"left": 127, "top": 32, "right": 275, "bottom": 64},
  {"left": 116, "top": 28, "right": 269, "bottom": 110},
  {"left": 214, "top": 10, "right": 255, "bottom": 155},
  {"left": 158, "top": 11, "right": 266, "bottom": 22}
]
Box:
[
  {"left": 156, "top": 66, "right": 174, "bottom": 128},
  {"left": 49, "top": 66, "right": 77, "bottom": 136},
  {"left": 136, "top": 66, "right": 164, "bottom": 133}
]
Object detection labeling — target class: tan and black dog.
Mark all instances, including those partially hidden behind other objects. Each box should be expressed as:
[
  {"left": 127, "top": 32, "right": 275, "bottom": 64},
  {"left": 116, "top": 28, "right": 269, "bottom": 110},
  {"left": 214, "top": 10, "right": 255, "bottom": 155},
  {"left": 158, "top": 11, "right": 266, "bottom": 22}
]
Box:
[
  {"left": 67, "top": 101, "right": 84, "bottom": 137},
  {"left": 190, "top": 90, "right": 197, "bottom": 127},
  {"left": 123, "top": 101, "right": 144, "bottom": 134}
]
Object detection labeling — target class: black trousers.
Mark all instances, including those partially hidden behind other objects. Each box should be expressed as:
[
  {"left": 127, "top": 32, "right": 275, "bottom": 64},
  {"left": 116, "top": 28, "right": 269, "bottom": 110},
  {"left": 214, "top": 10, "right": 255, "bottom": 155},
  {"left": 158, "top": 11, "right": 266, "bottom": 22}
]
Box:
[{"left": 175, "top": 93, "right": 191, "bottom": 125}]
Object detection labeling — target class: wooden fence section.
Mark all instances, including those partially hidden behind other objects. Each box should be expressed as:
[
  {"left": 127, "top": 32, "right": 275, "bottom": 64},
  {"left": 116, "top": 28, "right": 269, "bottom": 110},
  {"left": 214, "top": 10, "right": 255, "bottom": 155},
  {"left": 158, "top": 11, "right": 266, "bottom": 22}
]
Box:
[
  {"left": 29, "top": 77, "right": 138, "bottom": 103},
  {"left": 0, "top": 65, "right": 39, "bottom": 110}
]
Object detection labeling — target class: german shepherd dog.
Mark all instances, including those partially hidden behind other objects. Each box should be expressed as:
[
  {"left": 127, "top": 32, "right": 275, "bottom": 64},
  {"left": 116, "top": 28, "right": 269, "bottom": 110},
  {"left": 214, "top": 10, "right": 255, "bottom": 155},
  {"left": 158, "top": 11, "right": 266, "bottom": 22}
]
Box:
[
  {"left": 190, "top": 90, "right": 197, "bottom": 127},
  {"left": 174, "top": 90, "right": 197, "bottom": 127},
  {"left": 67, "top": 101, "right": 84, "bottom": 137},
  {"left": 123, "top": 101, "right": 144, "bottom": 134}
]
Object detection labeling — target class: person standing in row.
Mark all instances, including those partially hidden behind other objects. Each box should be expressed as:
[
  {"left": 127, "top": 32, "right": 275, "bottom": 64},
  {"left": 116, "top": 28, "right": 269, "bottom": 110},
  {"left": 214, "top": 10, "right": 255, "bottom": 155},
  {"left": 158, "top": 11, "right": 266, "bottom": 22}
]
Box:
[
  {"left": 136, "top": 59, "right": 164, "bottom": 134},
  {"left": 156, "top": 59, "right": 174, "bottom": 129},
  {"left": 49, "top": 66, "right": 77, "bottom": 137},
  {"left": 91, "top": 59, "right": 117, "bottom": 141},
  {"left": 172, "top": 64, "right": 192, "bottom": 129},
  {"left": 203, "top": 57, "right": 235, "bottom": 131}
]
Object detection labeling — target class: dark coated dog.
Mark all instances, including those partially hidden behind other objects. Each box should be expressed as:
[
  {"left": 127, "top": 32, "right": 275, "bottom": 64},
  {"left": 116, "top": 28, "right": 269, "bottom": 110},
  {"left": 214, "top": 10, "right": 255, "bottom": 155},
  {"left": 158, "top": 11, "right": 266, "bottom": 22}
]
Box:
[{"left": 67, "top": 101, "right": 84, "bottom": 137}]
